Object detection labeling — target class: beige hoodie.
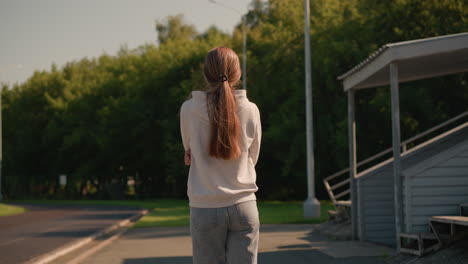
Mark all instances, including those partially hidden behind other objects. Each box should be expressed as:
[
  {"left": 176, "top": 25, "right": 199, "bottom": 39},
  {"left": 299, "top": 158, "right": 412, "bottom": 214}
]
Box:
[{"left": 180, "top": 89, "right": 261, "bottom": 208}]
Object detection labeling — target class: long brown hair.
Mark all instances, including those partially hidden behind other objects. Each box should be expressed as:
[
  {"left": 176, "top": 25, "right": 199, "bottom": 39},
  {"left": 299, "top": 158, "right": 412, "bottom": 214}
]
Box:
[{"left": 204, "top": 46, "right": 241, "bottom": 160}]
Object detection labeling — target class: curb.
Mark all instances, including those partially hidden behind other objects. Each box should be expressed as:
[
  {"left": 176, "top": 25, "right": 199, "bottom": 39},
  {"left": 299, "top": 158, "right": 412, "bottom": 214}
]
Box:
[{"left": 26, "top": 209, "right": 149, "bottom": 264}]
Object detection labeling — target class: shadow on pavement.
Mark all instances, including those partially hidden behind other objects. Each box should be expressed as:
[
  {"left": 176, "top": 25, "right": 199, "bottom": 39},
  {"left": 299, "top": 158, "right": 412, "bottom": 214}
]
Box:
[
  {"left": 259, "top": 250, "right": 386, "bottom": 264},
  {"left": 35, "top": 229, "right": 98, "bottom": 237},
  {"left": 123, "top": 256, "right": 192, "bottom": 264},
  {"left": 122, "top": 250, "right": 386, "bottom": 264},
  {"left": 74, "top": 212, "right": 137, "bottom": 220},
  {"left": 122, "top": 225, "right": 314, "bottom": 241},
  {"left": 8, "top": 203, "right": 141, "bottom": 211},
  {"left": 124, "top": 227, "right": 191, "bottom": 240},
  {"left": 300, "top": 229, "right": 337, "bottom": 243}
]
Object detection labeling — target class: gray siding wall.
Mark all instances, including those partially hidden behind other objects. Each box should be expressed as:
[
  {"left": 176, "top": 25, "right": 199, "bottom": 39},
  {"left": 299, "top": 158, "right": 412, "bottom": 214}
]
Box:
[
  {"left": 357, "top": 167, "right": 396, "bottom": 247},
  {"left": 405, "top": 140, "right": 468, "bottom": 233},
  {"left": 355, "top": 127, "right": 467, "bottom": 248}
]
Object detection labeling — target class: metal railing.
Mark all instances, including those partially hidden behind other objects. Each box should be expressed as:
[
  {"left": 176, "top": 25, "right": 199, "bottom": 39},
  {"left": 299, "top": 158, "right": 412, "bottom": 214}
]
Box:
[{"left": 323, "top": 111, "right": 468, "bottom": 206}]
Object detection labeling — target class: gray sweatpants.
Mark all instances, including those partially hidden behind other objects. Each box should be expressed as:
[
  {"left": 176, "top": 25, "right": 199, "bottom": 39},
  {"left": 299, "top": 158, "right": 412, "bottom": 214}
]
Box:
[{"left": 190, "top": 200, "right": 260, "bottom": 264}]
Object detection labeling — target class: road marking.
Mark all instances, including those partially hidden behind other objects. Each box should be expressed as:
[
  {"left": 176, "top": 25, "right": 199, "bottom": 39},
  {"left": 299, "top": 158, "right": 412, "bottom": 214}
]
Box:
[
  {"left": 29, "top": 236, "right": 95, "bottom": 264},
  {"left": 65, "top": 226, "right": 129, "bottom": 264},
  {"left": 26, "top": 210, "right": 148, "bottom": 264},
  {"left": 0, "top": 237, "right": 25, "bottom": 247}
]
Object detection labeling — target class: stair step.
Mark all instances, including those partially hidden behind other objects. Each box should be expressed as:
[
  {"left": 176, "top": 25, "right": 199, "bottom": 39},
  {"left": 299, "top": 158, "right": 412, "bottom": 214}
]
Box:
[
  {"left": 335, "top": 200, "right": 352, "bottom": 207},
  {"left": 460, "top": 203, "right": 468, "bottom": 217},
  {"left": 327, "top": 210, "right": 338, "bottom": 222},
  {"left": 399, "top": 232, "right": 440, "bottom": 256},
  {"left": 400, "top": 232, "right": 437, "bottom": 240}
]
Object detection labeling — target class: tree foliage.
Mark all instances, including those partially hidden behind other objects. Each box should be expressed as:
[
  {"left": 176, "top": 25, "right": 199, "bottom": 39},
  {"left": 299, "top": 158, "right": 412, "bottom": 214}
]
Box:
[{"left": 2, "top": 1, "right": 467, "bottom": 200}]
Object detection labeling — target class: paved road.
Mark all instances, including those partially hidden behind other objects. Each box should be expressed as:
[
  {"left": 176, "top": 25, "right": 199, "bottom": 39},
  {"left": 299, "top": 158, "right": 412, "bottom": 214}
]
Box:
[
  {"left": 76, "top": 224, "right": 394, "bottom": 264},
  {"left": 0, "top": 204, "right": 142, "bottom": 264}
]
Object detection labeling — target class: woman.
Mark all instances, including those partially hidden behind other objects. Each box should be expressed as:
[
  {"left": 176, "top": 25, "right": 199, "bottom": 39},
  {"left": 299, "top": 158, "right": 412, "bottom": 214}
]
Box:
[{"left": 180, "top": 46, "right": 262, "bottom": 264}]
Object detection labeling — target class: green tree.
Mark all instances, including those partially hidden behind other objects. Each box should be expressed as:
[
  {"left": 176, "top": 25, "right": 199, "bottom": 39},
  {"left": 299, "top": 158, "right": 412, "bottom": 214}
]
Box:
[{"left": 2, "top": 0, "right": 467, "bottom": 200}]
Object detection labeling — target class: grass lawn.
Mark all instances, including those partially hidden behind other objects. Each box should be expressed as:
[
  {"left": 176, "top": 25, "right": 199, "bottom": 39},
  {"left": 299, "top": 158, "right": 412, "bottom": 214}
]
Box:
[
  {"left": 136, "top": 200, "right": 334, "bottom": 228},
  {"left": 0, "top": 203, "right": 27, "bottom": 216},
  {"left": 9, "top": 200, "right": 334, "bottom": 227}
]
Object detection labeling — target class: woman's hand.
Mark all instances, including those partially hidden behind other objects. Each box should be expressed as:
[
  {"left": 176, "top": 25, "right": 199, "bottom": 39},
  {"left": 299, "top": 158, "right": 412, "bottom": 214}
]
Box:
[{"left": 184, "top": 150, "right": 191, "bottom": 166}]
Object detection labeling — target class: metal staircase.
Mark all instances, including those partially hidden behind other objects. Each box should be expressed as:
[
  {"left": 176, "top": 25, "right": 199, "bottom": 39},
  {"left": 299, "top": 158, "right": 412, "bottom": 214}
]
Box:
[{"left": 323, "top": 111, "right": 468, "bottom": 222}]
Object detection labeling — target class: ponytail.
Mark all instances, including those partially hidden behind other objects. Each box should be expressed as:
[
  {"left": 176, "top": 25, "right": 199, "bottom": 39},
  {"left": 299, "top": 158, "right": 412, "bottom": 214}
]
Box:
[
  {"left": 204, "top": 47, "right": 242, "bottom": 160},
  {"left": 207, "top": 81, "right": 241, "bottom": 160}
]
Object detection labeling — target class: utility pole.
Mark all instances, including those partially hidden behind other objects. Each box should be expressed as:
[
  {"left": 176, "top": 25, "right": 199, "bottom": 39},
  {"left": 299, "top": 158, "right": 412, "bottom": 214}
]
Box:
[
  {"left": 0, "top": 86, "right": 3, "bottom": 201},
  {"left": 241, "top": 15, "right": 247, "bottom": 90},
  {"left": 303, "top": 0, "right": 320, "bottom": 218}
]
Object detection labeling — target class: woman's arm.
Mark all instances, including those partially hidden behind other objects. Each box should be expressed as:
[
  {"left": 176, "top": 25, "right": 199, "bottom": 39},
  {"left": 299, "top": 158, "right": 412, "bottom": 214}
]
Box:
[
  {"left": 184, "top": 150, "right": 191, "bottom": 166},
  {"left": 248, "top": 105, "right": 262, "bottom": 166},
  {"left": 180, "top": 102, "right": 191, "bottom": 166},
  {"left": 180, "top": 103, "right": 190, "bottom": 151}
]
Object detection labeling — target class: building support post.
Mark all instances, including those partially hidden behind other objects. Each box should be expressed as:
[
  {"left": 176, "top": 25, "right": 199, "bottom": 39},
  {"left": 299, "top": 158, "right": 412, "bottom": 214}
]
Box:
[
  {"left": 303, "top": 0, "right": 320, "bottom": 218},
  {"left": 348, "top": 89, "right": 358, "bottom": 240},
  {"left": 0, "top": 87, "right": 2, "bottom": 201},
  {"left": 390, "top": 63, "right": 403, "bottom": 249}
]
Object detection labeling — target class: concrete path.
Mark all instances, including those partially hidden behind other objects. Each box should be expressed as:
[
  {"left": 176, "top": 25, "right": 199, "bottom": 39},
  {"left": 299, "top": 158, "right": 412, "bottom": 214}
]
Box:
[
  {"left": 0, "top": 204, "right": 143, "bottom": 264},
  {"left": 75, "top": 224, "right": 394, "bottom": 264}
]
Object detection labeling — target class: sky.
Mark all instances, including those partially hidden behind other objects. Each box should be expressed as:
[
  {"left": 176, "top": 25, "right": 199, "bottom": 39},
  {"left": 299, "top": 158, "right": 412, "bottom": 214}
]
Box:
[{"left": 0, "top": 0, "right": 252, "bottom": 86}]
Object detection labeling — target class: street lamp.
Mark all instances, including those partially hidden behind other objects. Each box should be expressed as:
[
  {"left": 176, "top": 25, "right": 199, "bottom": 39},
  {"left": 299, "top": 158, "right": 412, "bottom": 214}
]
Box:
[
  {"left": 303, "top": 0, "right": 320, "bottom": 218},
  {"left": 209, "top": 0, "right": 248, "bottom": 90}
]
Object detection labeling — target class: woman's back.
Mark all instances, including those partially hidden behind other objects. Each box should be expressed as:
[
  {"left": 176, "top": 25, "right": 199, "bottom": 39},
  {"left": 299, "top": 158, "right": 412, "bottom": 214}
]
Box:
[{"left": 180, "top": 89, "right": 261, "bottom": 208}]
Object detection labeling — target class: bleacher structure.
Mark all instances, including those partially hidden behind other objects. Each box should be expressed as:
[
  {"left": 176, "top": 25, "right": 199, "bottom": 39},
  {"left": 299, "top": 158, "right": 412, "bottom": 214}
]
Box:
[{"left": 324, "top": 32, "right": 468, "bottom": 255}]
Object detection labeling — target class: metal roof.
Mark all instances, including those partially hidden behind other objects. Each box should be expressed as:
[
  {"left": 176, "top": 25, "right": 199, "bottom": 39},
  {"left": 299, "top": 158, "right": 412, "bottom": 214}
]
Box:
[{"left": 338, "top": 32, "right": 468, "bottom": 91}]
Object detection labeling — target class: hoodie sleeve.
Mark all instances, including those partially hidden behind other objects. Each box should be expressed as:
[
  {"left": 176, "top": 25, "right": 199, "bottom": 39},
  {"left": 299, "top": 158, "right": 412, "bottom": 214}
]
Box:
[
  {"left": 180, "top": 101, "right": 190, "bottom": 151},
  {"left": 248, "top": 104, "right": 262, "bottom": 166}
]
